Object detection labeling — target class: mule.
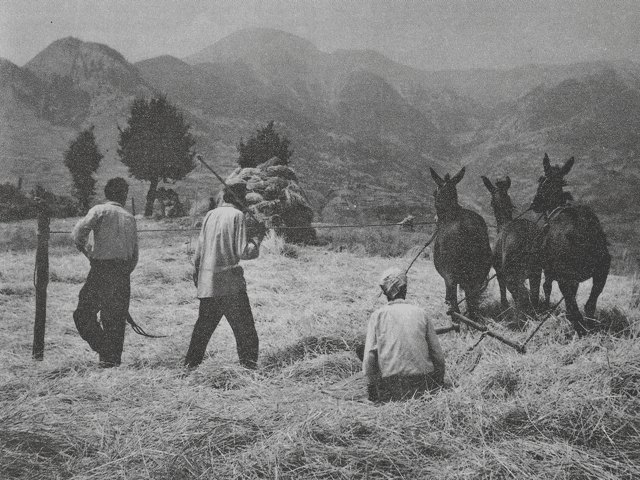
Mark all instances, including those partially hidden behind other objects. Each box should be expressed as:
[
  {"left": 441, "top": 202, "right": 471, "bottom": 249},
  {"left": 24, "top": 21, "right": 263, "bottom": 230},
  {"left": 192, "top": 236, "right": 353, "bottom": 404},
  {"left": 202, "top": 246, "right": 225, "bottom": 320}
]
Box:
[
  {"left": 430, "top": 167, "right": 492, "bottom": 318},
  {"left": 481, "top": 175, "right": 543, "bottom": 313},
  {"left": 530, "top": 154, "right": 611, "bottom": 336}
]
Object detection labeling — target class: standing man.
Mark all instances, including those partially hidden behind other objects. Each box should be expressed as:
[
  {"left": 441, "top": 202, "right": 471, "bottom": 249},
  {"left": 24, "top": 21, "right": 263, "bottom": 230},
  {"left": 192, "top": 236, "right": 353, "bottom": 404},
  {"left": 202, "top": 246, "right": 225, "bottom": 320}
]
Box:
[
  {"left": 72, "top": 177, "right": 138, "bottom": 368},
  {"left": 363, "top": 267, "right": 445, "bottom": 402},
  {"left": 184, "top": 178, "right": 261, "bottom": 369}
]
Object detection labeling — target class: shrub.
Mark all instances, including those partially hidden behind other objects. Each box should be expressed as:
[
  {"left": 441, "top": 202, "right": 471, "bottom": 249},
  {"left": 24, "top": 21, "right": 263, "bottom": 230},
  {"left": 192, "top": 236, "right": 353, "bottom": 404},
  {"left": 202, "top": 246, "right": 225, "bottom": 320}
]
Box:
[
  {"left": 237, "top": 121, "right": 293, "bottom": 168},
  {"left": 0, "top": 184, "right": 79, "bottom": 222},
  {"left": 0, "top": 183, "right": 35, "bottom": 221}
]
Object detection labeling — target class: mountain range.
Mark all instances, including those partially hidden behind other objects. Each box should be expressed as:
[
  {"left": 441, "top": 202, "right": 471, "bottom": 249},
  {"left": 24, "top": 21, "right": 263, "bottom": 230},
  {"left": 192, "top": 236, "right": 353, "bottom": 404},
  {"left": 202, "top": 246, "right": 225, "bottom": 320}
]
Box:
[{"left": 1, "top": 28, "right": 638, "bottom": 260}]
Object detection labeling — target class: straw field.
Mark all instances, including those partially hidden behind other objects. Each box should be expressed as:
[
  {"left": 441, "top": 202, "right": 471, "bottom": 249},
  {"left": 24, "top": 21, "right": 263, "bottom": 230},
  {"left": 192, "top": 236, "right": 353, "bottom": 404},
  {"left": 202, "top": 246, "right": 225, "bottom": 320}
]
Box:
[{"left": 1, "top": 217, "right": 639, "bottom": 479}]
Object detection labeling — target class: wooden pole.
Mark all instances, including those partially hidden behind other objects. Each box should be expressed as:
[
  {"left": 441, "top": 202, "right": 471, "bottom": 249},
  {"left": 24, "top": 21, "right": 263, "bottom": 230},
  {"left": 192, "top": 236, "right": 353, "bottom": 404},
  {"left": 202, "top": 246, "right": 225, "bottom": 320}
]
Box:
[
  {"left": 131, "top": 197, "right": 136, "bottom": 216},
  {"left": 32, "top": 198, "right": 50, "bottom": 360},
  {"left": 450, "top": 311, "right": 526, "bottom": 354},
  {"left": 435, "top": 324, "right": 460, "bottom": 335}
]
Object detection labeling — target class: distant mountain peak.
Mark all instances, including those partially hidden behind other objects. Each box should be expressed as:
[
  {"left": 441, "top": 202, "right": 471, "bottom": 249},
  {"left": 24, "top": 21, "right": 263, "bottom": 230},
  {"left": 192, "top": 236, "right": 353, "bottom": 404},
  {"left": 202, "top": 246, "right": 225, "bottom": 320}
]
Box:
[
  {"left": 184, "top": 27, "right": 319, "bottom": 66},
  {"left": 35, "top": 36, "right": 129, "bottom": 66},
  {"left": 24, "top": 36, "right": 149, "bottom": 96}
]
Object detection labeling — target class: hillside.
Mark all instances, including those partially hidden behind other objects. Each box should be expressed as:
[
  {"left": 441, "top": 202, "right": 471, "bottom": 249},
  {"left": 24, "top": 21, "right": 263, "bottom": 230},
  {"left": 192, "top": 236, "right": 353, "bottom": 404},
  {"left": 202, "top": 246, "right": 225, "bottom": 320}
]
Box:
[
  {"left": 0, "top": 38, "right": 159, "bottom": 202},
  {"left": 1, "top": 29, "right": 639, "bottom": 268},
  {"left": 458, "top": 67, "right": 640, "bottom": 264},
  {"left": 0, "top": 58, "right": 79, "bottom": 190}
]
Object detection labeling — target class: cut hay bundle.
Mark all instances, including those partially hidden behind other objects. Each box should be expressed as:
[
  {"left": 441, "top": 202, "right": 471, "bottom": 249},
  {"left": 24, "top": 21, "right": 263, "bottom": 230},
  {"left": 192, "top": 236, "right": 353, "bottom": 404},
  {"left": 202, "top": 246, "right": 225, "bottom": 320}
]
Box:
[{"left": 225, "top": 157, "right": 316, "bottom": 244}]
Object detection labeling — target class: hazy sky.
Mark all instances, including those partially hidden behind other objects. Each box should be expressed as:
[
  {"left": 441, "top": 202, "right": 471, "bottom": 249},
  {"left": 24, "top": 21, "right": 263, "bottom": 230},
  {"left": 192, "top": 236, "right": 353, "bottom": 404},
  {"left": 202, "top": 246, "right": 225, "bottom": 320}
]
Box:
[{"left": 2, "top": 0, "right": 640, "bottom": 70}]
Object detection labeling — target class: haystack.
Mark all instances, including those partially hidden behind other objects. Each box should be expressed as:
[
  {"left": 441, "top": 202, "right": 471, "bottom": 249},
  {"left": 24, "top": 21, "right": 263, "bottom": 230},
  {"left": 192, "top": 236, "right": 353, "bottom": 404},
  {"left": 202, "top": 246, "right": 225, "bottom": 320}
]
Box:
[{"left": 225, "top": 157, "right": 316, "bottom": 244}]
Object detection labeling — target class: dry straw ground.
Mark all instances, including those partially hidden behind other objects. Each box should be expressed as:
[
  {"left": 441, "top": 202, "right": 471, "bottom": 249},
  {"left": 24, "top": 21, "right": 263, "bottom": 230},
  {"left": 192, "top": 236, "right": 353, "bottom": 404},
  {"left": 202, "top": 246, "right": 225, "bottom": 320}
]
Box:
[{"left": 1, "top": 218, "right": 639, "bottom": 479}]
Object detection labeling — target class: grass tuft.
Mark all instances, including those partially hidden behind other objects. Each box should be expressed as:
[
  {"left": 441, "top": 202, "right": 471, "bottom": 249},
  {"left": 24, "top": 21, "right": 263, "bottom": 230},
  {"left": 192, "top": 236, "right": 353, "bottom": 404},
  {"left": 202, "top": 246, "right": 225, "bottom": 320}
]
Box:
[
  {"left": 592, "top": 306, "right": 635, "bottom": 337},
  {"left": 260, "top": 335, "right": 359, "bottom": 372},
  {"left": 283, "top": 352, "right": 361, "bottom": 382},
  {"left": 260, "top": 230, "right": 299, "bottom": 258}
]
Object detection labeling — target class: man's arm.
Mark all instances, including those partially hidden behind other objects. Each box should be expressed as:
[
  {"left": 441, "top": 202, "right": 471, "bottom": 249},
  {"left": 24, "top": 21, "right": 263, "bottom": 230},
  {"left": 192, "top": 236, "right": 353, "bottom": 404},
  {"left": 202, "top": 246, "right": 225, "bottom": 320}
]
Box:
[
  {"left": 363, "top": 313, "right": 382, "bottom": 401},
  {"left": 71, "top": 208, "right": 99, "bottom": 257},
  {"left": 238, "top": 213, "right": 260, "bottom": 260},
  {"left": 241, "top": 238, "right": 260, "bottom": 260},
  {"left": 425, "top": 316, "right": 446, "bottom": 385},
  {"left": 192, "top": 215, "right": 208, "bottom": 287}
]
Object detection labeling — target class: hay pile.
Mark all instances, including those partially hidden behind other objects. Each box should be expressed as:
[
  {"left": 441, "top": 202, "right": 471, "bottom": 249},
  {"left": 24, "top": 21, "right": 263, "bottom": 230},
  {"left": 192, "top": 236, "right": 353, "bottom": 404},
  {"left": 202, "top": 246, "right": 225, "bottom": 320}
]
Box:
[{"left": 225, "top": 157, "right": 316, "bottom": 244}]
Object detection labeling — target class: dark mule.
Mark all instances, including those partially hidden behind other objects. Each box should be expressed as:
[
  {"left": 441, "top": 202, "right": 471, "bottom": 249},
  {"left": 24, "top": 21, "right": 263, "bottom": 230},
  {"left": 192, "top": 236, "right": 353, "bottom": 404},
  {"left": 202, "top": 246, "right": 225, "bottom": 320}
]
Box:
[
  {"left": 530, "top": 154, "right": 611, "bottom": 336},
  {"left": 430, "top": 167, "right": 492, "bottom": 318},
  {"left": 481, "top": 175, "right": 542, "bottom": 313}
]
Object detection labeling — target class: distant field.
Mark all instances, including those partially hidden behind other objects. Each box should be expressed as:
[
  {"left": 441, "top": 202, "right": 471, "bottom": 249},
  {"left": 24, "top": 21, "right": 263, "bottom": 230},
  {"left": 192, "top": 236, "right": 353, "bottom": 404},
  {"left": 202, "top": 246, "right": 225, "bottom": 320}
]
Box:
[{"left": 1, "top": 218, "right": 639, "bottom": 479}]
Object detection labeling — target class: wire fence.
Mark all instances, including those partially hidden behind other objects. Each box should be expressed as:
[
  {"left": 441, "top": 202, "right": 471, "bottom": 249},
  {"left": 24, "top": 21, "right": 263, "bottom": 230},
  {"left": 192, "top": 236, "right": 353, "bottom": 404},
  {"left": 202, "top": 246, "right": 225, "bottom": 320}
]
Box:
[{"left": 48, "top": 219, "right": 489, "bottom": 235}]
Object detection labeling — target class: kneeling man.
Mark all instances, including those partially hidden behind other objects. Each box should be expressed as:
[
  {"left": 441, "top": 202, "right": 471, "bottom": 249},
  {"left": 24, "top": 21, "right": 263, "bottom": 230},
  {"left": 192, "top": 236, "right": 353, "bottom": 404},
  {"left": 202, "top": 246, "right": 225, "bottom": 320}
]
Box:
[{"left": 363, "top": 267, "right": 445, "bottom": 402}]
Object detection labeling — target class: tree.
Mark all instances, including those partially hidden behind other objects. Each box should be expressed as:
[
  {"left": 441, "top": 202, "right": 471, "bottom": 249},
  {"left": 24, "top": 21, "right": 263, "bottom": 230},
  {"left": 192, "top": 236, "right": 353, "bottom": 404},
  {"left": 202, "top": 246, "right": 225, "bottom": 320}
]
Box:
[
  {"left": 118, "top": 95, "right": 196, "bottom": 216},
  {"left": 64, "top": 125, "right": 103, "bottom": 213},
  {"left": 237, "top": 120, "right": 293, "bottom": 168}
]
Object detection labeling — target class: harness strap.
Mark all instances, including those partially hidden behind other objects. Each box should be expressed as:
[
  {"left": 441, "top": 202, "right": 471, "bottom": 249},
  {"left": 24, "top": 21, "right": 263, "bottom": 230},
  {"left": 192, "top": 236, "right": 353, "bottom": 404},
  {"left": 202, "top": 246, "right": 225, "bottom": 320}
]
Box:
[{"left": 546, "top": 202, "right": 574, "bottom": 222}]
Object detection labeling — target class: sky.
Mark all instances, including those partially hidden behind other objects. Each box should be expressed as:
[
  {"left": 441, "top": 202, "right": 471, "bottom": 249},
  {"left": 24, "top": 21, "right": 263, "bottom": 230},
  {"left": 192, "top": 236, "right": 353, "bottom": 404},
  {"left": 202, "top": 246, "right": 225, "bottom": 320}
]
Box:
[{"left": 2, "top": 0, "right": 640, "bottom": 71}]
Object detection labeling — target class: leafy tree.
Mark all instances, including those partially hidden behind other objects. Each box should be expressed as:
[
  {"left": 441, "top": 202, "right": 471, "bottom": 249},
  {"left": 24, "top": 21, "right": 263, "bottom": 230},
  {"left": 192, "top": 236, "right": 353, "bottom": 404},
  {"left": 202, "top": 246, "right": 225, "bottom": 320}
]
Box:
[
  {"left": 237, "top": 120, "right": 293, "bottom": 168},
  {"left": 63, "top": 125, "right": 103, "bottom": 213},
  {"left": 118, "top": 95, "right": 196, "bottom": 216}
]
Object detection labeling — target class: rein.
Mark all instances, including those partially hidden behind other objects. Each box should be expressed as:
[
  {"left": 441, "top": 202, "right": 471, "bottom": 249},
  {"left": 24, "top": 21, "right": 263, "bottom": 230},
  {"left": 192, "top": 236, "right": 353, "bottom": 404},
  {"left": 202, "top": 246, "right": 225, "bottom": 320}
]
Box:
[
  {"left": 511, "top": 205, "right": 532, "bottom": 222},
  {"left": 405, "top": 228, "right": 438, "bottom": 275},
  {"left": 126, "top": 313, "right": 167, "bottom": 338},
  {"left": 546, "top": 203, "right": 573, "bottom": 222}
]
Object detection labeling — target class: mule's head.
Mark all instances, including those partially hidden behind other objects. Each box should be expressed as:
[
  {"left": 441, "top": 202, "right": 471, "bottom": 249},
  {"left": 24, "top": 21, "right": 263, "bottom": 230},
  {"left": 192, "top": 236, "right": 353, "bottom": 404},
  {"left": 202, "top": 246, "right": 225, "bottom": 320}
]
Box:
[
  {"left": 430, "top": 167, "right": 465, "bottom": 218},
  {"left": 530, "top": 153, "right": 574, "bottom": 213},
  {"left": 481, "top": 175, "right": 513, "bottom": 227}
]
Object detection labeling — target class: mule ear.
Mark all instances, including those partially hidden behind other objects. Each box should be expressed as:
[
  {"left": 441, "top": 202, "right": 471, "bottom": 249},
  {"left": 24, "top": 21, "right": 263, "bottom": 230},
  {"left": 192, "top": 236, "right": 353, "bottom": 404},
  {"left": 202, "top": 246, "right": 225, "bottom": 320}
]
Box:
[
  {"left": 504, "top": 176, "right": 511, "bottom": 190},
  {"left": 560, "top": 157, "right": 574, "bottom": 176},
  {"left": 430, "top": 167, "right": 444, "bottom": 186},
  {"left": 543, "top": 153, "right": 551, "bottom": 175},
  {"left": 481, "top": 176, "right": 496, "bottom": 193},
  {"left": 451, "top": 167, "right": 465, "bottom": 184}
]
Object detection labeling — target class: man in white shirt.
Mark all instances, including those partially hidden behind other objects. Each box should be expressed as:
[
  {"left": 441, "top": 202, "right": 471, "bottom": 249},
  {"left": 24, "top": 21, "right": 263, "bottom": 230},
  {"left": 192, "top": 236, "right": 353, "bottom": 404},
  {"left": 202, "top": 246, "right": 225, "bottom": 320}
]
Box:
[
  {"left": 363, "top": 267, "right": 445, "bottom": 402},
  {"left": 72, "top": 178, "right": 138, "bottom": 367},
  {"left": 184, "top": 178, "right": 261, "bottom": 369}
]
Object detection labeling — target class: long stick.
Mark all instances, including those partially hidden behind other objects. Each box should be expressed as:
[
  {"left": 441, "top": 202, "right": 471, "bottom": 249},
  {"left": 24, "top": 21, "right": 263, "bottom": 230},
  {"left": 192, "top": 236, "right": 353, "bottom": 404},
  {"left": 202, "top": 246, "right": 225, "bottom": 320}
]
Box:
[
  {"left": 521, "top": 297, "right": 565, "bottom": 348},
  {"left": 450, "top": 311, "right": 526, "bottom": 354},
  {"left": 436, "top": 324, "right": 460, "bottom": 335},
  {"left": 32, "top": 198, "right": 50, "bottom": 360},
  {"left": 195, "top": 154, "right": 247, "bottom": 210},
  {"left": 405, "top": 229, "right": 437, "bottom": 274}
]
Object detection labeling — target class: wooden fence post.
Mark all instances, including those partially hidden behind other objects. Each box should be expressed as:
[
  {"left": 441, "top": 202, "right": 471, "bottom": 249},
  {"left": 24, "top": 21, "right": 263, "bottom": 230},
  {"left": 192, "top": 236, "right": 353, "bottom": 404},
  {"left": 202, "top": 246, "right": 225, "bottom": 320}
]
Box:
[{"left": 32, "top": 198, "right": 50, "bottom": 360}]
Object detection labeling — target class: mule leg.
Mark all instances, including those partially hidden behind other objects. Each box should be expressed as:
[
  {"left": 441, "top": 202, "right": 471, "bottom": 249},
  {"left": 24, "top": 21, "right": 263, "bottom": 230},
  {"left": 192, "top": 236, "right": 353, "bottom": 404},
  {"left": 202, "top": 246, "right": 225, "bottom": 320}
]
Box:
[
  {"left": 542, "top": 274, "right": 553, "bottom": 309},
  {"left": 462, "top": 282, "right": 484, "bottom": 320},
  {"left": 558, "top": 281, "right": 589, "bottom": 337},
  {"left": 584, "top": 253, "right": 611, "bottom": 319},
  {"left": 528, "top": 268, "right": 541, "bottom": 312},
  {"left": 496, "top": 267, "right": 508, "bottom": 309},
  {"left": 506, "top": 274, "right": 529, "bottom": 312},
  {"left": 444, "top": 278, "right": 459, "bottom": 315}
]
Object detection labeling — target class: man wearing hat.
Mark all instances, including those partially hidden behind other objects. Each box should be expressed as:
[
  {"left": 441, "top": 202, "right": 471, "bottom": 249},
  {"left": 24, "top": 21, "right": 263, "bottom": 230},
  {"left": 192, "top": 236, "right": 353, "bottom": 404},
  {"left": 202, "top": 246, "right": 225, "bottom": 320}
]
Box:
[
  {"left": 362, "top": 267, "right": 445, "bottom": 402},
  {"left": 184, "top": 177, "right": 261, "bottom": 369}
]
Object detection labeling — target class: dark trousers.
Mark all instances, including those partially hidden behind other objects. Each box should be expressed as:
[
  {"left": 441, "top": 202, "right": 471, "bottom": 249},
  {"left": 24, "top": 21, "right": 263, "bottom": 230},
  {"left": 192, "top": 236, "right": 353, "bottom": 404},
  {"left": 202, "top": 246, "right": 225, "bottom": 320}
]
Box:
[
  {"left": 371, "top": 374, "right": 441, "bottom": 403},
  {"left": 184, "top": 292, "right": 259, "bottom": 369},
  {"left": 73, "top": 260, "right": 130, "bottom": 366}
]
